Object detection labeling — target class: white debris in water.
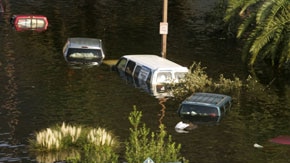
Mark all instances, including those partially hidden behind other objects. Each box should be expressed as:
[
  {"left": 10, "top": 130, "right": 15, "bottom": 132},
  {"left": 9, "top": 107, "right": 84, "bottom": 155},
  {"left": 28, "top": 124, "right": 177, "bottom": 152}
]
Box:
[{"left": 253, "top": 143, "right": 263, "bottom": 148}]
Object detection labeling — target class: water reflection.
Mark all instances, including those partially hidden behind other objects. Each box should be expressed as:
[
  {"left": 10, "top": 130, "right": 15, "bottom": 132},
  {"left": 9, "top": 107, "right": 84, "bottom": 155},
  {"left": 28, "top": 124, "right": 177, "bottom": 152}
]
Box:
[
  {"left": 0, "top": 16, "right": 23, "bottom": 161},
  {"left": 158, "top": 97, "right": 168, "bottom": 125},
  {"left": 0, "top": 0, "right": 290, "bottom": 162}
]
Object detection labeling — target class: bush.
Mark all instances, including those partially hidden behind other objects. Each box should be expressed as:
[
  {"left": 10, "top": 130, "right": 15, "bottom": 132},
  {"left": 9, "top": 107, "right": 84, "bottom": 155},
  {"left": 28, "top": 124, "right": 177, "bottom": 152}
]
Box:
[
  {"left": 171, "top": 62, "right": 242, "bottom": 100},
  {"left": 125, "top": 106, "right": 188, "bottom": 163}
]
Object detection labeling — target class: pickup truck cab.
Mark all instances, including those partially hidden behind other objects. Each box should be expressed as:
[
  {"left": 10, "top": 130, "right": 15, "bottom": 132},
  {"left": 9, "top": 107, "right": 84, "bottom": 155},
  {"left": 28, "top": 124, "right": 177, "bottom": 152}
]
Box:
[{"left": 113, "top": 54, "right": 188, "bottom": 98}]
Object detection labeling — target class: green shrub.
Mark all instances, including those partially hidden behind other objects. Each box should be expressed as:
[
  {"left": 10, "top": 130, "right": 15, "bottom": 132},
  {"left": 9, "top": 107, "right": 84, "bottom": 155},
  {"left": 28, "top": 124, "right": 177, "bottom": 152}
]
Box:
[
  {"left": 171, "top": 62, "right": 242, "bottom": 99},
  {"left": 125, "top": 106, "right": 188, "bottom": 163}
]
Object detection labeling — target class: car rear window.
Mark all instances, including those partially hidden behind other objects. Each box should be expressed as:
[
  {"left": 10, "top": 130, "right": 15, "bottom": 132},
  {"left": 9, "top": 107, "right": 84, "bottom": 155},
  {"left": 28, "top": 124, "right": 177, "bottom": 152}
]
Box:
[
  {"left": 17, "top": 18, "right": 46, "bottom": 28},
  {"left": 67, "top": 48, "right": 102, "bottom": 62},
  {"left": 179, "top": 104, "right": 219, "bottom": 117}
]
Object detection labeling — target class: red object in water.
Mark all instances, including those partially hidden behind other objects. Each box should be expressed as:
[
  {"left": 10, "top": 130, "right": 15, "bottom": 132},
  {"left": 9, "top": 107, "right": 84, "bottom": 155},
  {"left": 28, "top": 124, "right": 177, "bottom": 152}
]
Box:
[
  {"left": 269, "top": 135, "right": 290, "bottom": 145},
  {"left": 10, "top": 15, "right": 48, "bottom": 31}
]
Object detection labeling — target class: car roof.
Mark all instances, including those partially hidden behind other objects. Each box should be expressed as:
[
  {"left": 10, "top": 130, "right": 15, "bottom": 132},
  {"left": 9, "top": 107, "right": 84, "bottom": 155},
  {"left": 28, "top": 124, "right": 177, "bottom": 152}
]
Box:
[
  {"left": 122, "top": 54, "right": 188, "bottom": 71},
  {"left": 12, "top": 15, "right": 48, "bottom": 18},
  {"left": 182, "top": 92, "right": 232, "bottom": 107},
  {"left": 67, "top": 37, "right": 102, "bottom": 49}
]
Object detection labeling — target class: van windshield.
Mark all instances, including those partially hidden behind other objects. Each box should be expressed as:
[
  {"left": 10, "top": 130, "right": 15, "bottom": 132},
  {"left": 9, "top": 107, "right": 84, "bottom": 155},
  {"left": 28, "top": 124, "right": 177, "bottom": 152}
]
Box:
[
  {"left": 156, "top": 72, "right": 172, "bottom": 83},
  {"left": 175, "top": 72, "right": 187, "bottom": 81},
  {"left": 67, "top": 48, "right": 102, "bottom": 62},
  {"left": 179, "top": 104, "right": 219, "bottom": 117}
]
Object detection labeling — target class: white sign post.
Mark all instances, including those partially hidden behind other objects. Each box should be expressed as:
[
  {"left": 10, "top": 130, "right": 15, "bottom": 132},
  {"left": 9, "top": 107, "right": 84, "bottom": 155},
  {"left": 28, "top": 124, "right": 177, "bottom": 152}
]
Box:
[{"left": 144, "top": 157, "right": 154, "bottom": 163}]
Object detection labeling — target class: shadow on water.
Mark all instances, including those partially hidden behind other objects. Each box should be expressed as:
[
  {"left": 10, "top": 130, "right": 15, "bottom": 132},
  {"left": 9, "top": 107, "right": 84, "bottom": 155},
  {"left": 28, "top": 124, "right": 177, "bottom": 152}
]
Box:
[{"left": 0, "top": 0, "right": 290, "bottom": 162}]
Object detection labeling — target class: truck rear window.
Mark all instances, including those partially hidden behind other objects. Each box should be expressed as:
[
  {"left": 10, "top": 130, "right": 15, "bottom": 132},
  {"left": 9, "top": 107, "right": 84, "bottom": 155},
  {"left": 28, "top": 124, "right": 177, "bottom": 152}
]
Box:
[
  {"left": 67, "top": 48, "right": 102, "bottom": 62},
  {"left": 179, "top": 104, "right": 219, "bottom": 117}
]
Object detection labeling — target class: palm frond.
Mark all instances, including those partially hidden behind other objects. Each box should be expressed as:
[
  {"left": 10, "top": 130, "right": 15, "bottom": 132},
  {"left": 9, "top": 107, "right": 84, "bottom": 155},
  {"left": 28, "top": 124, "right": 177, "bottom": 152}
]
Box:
[
  {"left": 256, "top": 1, "right": 273, "bottom": 23},
  {"left": 223, "top": 0, "right": 244, "bottom": 22},
  {"left": 224, "top": 0, "right": 290, "bottom": 69},
  {"left": 237, "top": 13, "right": 256, "bottom": 38},
  {"left": 239, "top": 0, "right": 260, "bottom": 16}
]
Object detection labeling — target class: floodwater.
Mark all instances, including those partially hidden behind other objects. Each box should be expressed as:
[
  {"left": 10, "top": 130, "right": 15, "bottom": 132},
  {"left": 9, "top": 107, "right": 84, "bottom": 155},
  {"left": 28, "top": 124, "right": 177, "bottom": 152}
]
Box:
[{"left": 0, "top": 0, "right": 290, "bottom": 163}]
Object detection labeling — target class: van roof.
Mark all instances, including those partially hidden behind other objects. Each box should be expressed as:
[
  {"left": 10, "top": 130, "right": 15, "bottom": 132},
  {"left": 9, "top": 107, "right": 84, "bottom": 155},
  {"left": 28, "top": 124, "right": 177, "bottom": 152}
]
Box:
[
  {"left": 122, "top": 54, "right": 188, "bottom": 71},
  {"left": 67, "top": 37, "right": 102, "bottom": 49},
  {"left": 182, "top": 92, "right": 232, "bottom": 107}
]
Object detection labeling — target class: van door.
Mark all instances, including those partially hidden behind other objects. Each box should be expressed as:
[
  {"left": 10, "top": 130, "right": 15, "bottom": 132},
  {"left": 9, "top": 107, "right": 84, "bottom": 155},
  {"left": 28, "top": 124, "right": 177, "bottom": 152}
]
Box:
[{"left": 133, "top": 66, "right": 151, "bottom": 93}]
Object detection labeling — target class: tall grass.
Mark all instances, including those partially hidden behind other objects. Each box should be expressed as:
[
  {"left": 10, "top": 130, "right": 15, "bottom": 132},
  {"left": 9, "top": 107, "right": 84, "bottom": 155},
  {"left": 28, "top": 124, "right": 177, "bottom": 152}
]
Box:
[{"left": 29, "top": 122, "right": 119, "bottom": 162}]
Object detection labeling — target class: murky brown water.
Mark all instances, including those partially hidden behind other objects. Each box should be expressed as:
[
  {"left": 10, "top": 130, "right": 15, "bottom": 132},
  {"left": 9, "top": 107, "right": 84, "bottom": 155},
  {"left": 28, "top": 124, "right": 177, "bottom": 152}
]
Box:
[{"left": 1, "top": 0, "right": 290, "bottom": 163}]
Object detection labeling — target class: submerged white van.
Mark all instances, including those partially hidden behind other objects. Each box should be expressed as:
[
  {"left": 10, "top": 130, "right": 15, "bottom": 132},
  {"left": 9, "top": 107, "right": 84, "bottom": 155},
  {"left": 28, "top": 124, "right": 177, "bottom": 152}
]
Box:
[{"left": 113, "top": 54, "right": 189, "bottom": 98}]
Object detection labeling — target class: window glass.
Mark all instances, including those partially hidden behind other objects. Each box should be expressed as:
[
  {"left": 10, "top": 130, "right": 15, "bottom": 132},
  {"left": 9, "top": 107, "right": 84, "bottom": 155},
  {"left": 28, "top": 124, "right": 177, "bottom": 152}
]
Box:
[
  {"left": 17, "top": 18, "right": 45, "bottom": 29},
  {"left": 156, "top": 72, "right": 172, "bottom": 83},
  {"left": 179, "top": 104, "right": 218, "bottom": 117},
  {"left": 222, "top": 101, "right": 232, "bottom": 113},
  {"left": 35, "top": 19, "right": 45, "bottom": 28},
  {"left": 134, "top": 66, "right": 141, "bottom": 78},
  {"left": 116, "top": 58, "right": 127, "bottom": 71},
  {"left": 125, "top": 61, "right": 136, "bottom": 75},
  {"left": 220, "top": 106, "right": 225, "bottom": 114},
  {"left": 67, "top": 48, "right": 102, "bottom": 62},
  {"left": 174, "top": 72, "right": 187, "bottom": 81},
  {"left": 137, "top": 66, "right": 150, "bottom": 81}
]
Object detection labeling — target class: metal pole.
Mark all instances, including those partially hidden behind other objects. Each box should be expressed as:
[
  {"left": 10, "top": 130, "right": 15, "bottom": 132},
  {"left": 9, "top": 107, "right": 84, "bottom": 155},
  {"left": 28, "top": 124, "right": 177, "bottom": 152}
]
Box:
[{"left": 161, "top": 0, "right": 168, "bottom": 58}]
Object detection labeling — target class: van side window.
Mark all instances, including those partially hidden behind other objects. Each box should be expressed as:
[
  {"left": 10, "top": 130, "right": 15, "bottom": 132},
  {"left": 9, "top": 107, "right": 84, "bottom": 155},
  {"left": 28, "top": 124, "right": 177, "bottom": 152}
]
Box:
[
  {"left": 220, "top": 106, "right": 225, "bottom": 115},
  {"left": 146, "top": 71, "right": 152, "bottom": 84},
  {"left": 116, "top": 58, "right": 127, "bottom": 71},
  {"left": 220, "top": 101, "right": 231, "bottom": 115},
  {"left": 125, "top": 60, "right": 136, "bottom": 75},
  {"left": 224, "top": 101, "right": 231, "bottom": 110},
  {"left": 134, "top": 66, "right": 141, "bottom": 78}
]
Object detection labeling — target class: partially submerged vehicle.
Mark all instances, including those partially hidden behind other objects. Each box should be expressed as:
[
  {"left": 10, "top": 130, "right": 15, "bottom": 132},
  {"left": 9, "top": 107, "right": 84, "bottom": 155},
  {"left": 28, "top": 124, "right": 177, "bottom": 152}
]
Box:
[
  {"left": 10, "top": 15, "right": 48, "bottom": 31},
  {"left": 62, "top": 37, "right": 105, "bottom": 67},
  {"left": 113, "top": 54, "right": 188, "bottom": 98},
  {"left": 177, "top": 92, "right": 232, "bottom": 124}
]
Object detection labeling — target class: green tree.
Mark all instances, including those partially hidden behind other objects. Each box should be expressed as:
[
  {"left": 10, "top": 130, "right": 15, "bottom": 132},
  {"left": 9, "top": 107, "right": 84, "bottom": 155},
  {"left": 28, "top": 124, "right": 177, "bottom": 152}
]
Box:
[{"left": 224, "top": 0, "right": 290, "bottom": 70}]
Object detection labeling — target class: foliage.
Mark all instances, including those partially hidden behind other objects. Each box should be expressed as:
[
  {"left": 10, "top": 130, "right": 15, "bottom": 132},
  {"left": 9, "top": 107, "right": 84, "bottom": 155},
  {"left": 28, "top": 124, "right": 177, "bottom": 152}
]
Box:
[
  {"left": 170, "top": 62, "right": 242, "bottom": 100},
  {"left": 223, "top": 0, "right": 290, "bottom": 70},
  {"left": 29, "top": 110, "right": 190, "bottom": 163},
  {"left": 125, "top": 106, "right": 188, "bottom": 163},
  {"left": 28, "top": 122, "right": 119, "bottom": 162}
]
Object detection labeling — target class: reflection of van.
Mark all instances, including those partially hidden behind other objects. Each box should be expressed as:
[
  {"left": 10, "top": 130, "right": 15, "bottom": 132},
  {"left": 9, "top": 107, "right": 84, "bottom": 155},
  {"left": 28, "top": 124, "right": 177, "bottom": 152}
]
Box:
[
  {"left": 62, "top": 37, "right": 105, "bottom": 67},
  {"left": 177, "top": 93, "right": 232, "bottom": 124},
  {"left": 113, "top": 54, "right": 188, "bottom": 97}
]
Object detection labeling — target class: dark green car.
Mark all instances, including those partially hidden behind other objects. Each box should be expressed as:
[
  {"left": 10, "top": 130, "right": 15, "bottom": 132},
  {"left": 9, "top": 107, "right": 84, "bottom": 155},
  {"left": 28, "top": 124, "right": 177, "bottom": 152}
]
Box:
[{"left": 177, "top": 93, "right": 232, "bottom": 124}]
